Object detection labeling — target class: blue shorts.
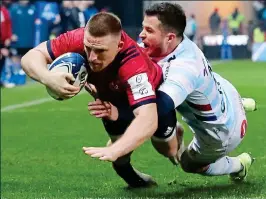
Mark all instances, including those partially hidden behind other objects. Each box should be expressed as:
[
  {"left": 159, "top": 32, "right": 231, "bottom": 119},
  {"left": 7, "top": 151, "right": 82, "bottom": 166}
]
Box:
[{"left": 102, "top": 109, "right": 177, "bottom": 140}]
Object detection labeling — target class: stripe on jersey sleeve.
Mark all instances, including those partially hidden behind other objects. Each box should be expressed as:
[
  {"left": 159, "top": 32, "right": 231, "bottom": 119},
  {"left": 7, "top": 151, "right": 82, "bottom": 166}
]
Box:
[
  {"left": 120, "top": 45, "right": 140, "bottom": 65},
  {"left": 193, "top": 114, "right": 217, "bottom": 121},
  {"left": 121, "top": 52, "right": 140, "bottom": 65},
  {"left": 46, "top": 40, "right": 56, "bottom": 60},
  {"left": 186, "top": 101, "right": 212, "bottom": 111},
  {"left": 131, "top": 99, "right": 156, "bottom": 110}
]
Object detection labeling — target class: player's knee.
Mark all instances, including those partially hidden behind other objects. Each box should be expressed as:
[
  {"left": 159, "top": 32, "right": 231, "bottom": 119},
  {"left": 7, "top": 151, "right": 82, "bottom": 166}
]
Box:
[
  {"left": 180, "top": 150, "right": 199, "bottom": 173},
  {"left": 180, "top": 151, "right": 209, "bottom": 174},
  {"left": 159, "top": 148, "right": 177, "bottom": 158},
  {"left": 154, "top": 144, "right": 177, "bottom": 158},
  {"left": 180, "top": 159, "right": 196, "bottom": 173},
  {"left": 165, "top": 147, "right": 178, "bottom": 158},
  {"left": 151, "top": 138, "right": 178, "bottom": 158}
]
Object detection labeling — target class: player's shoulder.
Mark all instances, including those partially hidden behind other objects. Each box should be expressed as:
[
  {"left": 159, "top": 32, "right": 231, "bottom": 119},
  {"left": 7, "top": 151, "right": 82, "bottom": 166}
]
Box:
[
  {"left": 48, "top": 27, "right": 85, "bottom": 59},
  {"left": 174, "top": 36, "right": 201, "bottom": 60},
  {"left": 65, "top": 27, "right": 85, "bottom": 38},
  {"left": 119, "top": 32, "right": 148, "bottom": 66},
  {"left": 56, "top": 27, "right": 85, "bottom": 47},
  {"left": 167, "top": 55, "right": 199, "bottom": 74},
  {"left": 121, "top": 31, "right": 140, "bottom": 52},
  {"left": 167, "top": 38, "right": 204, "bottom": 72}
]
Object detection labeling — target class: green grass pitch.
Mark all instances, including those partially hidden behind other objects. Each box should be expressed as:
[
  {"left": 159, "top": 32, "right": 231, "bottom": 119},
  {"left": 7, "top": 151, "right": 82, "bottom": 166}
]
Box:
[{"left": 1, "top": 60, "right": 266, "bottom": 199}]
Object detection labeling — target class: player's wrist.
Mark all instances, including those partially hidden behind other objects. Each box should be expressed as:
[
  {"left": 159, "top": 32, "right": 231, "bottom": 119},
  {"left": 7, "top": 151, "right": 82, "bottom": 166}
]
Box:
[
  {"left": 109, "top": 143, "right": 124, "bottom": 160},
  {"left": 40, "top": 71, "right": 52, "bottom": 86}
]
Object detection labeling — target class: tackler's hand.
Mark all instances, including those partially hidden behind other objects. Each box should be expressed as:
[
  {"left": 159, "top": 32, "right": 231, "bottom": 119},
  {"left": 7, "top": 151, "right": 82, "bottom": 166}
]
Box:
[
  {"left": 88, "top": 99, "right": 119, "bottom": 121},
  {"left": 85, "top": 83, "right": 98, "bottom": 99}
]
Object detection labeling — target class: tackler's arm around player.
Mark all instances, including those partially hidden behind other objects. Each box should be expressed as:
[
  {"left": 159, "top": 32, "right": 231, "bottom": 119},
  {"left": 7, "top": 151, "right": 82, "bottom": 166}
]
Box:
[
  {"left": 87, "top": 99, "right": 119, "bottom": 121},
  {"left": 84, "top": 83, "right": 119, "bottom": 120},
  {"left": 21, "top": 41, "right": 80, "bottom": 99}
]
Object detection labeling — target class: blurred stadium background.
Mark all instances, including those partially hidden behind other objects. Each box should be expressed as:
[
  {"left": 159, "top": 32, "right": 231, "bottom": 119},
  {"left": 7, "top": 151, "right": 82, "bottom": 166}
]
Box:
[{"left": 1, "top": 0, "right": 266, "bottom": 198}]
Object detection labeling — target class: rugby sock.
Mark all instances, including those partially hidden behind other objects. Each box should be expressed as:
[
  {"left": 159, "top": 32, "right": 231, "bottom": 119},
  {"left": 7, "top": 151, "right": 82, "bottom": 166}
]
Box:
[
  {"left": 204, "top": 156, "right": 243, "bottom": 176},
  {"left": 112, "top": 162, "right": 155, "bottom": 187},
  {"left": 169, "top": 156, "right": 179, "bottom": 165}
]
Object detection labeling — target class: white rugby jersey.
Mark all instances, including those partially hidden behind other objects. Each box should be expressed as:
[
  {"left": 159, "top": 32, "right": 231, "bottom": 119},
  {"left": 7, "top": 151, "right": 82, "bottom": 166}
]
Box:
[{"left": 155, "top": 36, "right": 236, "bottom": 131}]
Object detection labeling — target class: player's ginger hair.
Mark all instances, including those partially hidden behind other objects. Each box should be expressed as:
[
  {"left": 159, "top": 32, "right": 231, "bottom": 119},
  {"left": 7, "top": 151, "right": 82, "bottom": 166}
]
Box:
[{"left": 85, "top": 12, "right": 122, "bottom": 38}]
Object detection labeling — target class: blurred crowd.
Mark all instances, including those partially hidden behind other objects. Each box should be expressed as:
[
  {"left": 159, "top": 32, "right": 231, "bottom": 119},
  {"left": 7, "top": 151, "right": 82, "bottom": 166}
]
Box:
[
  {"left": 184, "top": 1, "right": 266, "bottom": 43},
  {"left": 208, "top": 1, "right": 266, "bottom": 42},
  {"left": 252, "top": 1, "right": 266, "bottom": 43},
  {"left": 184, "top": 1, "right": 266, "bottom": 60},
  {"left": 0, "top": 0, "right": 99, "bottom": 88}
]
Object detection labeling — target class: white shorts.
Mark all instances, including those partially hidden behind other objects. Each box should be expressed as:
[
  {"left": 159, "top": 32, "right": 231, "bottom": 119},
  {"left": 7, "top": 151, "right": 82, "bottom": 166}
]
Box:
[{"left": 187, "top": 79, "right": 247, "bottom": 164}]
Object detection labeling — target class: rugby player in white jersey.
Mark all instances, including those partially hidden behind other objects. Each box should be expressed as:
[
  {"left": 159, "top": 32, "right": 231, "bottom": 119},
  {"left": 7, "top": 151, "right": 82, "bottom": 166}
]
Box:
[
  {"left": 87, "top": 2, "right": 254, "bottom": 182},
  {"left": 140, "top": 2, "right": 254, "bottom": 181}
]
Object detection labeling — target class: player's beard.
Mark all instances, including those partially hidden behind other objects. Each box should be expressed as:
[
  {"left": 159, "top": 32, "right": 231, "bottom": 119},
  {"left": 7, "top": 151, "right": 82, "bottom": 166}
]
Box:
[{"left": 145, "top": 45, "right": 163, "bottom": 57}]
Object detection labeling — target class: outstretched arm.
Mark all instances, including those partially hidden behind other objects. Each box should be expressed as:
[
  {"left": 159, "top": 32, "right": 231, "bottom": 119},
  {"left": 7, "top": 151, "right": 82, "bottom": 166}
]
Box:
[{"left": 83, "top": 102, "right": 158, "bottom": 161}]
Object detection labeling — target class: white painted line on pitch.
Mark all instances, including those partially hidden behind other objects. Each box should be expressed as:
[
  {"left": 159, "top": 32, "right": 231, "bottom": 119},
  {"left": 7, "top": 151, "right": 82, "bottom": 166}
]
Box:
[
  {"left": 1, "top": 90, "right": 87, "bottom": 113},
  {"left": 1, "top": 97, "right": 54, "bottom": 112}
]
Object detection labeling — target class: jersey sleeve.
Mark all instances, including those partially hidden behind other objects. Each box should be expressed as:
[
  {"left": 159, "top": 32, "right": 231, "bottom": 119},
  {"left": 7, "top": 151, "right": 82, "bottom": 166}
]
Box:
[
  {"left": 46, "top": 28, "right": 85, "bottom": 60},
  {"left": 158, "top": 59, "right": 199, "bottom": 108},
  {"left": 119, "top": 56, "right": 157, "bottom": 110}
]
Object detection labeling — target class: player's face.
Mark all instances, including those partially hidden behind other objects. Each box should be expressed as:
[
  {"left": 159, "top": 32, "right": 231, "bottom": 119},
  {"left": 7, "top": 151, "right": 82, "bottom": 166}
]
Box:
[
  {"left": 84, "top": 32, "right": 123, "bottom": 72},
  {"left": 139, "top": 15, "right": 169, "bottom": 57}
]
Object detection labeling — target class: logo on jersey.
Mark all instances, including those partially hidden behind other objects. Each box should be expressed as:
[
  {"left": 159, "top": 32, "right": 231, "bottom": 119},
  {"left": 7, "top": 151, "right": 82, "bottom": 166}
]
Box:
[
  {"left": 164, "top": 126, "right": 173, "bottom": 136},
  {"left": 167, "top": 55, "right": 176, "bottom": 62},
  {"left": 161, "top": 62, "right": 171, "bottom": 80},
  {"left": 139, "top": 87, "right": 148, "bottom": 95},
  {"left": 127, "top": 73, "right": 154, "bottom": 100},
  {"left": 136, "top": 75, "right": 142, "bottom": 83},
  {"left": 109, "top": 80, "right": 121, "bottom": 91},
  {"left": 52, "top": 62, "right": 73, "bottom": 73}
]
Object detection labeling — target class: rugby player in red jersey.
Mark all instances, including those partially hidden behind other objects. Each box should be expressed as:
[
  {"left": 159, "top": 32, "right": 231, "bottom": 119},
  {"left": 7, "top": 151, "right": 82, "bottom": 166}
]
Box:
[{"left": 21, "top": 12, "right": 180, "bottom": 188}]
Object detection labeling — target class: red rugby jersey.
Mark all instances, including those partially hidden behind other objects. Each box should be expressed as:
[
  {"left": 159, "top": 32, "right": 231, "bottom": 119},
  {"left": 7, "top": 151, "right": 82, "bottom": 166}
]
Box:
[{"left": 47, "top": 28, "right": 162, "bottom": 109}]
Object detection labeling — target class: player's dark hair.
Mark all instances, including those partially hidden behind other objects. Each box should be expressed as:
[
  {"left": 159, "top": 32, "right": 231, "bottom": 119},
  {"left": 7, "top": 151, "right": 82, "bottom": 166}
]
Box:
[
  {"left": 86, "top": 12, "right": 122, "bottom": 37},
  {"left": 145, "top": 3, "right": 186, "bottom": 37}
]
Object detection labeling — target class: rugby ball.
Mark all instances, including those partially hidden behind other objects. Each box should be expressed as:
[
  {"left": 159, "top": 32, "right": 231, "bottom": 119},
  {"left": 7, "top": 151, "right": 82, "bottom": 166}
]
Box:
[{"left": 46, "top": 52, "right": 88, "bottom": 100}]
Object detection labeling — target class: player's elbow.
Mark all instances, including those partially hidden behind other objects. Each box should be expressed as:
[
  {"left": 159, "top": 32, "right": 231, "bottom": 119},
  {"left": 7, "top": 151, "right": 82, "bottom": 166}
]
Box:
[
  {"left": 21, "top": 49, "right": 38, "bottom": 71},
  {"left": 21, "top": 50, "right": 30, "bottom": 71}
]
